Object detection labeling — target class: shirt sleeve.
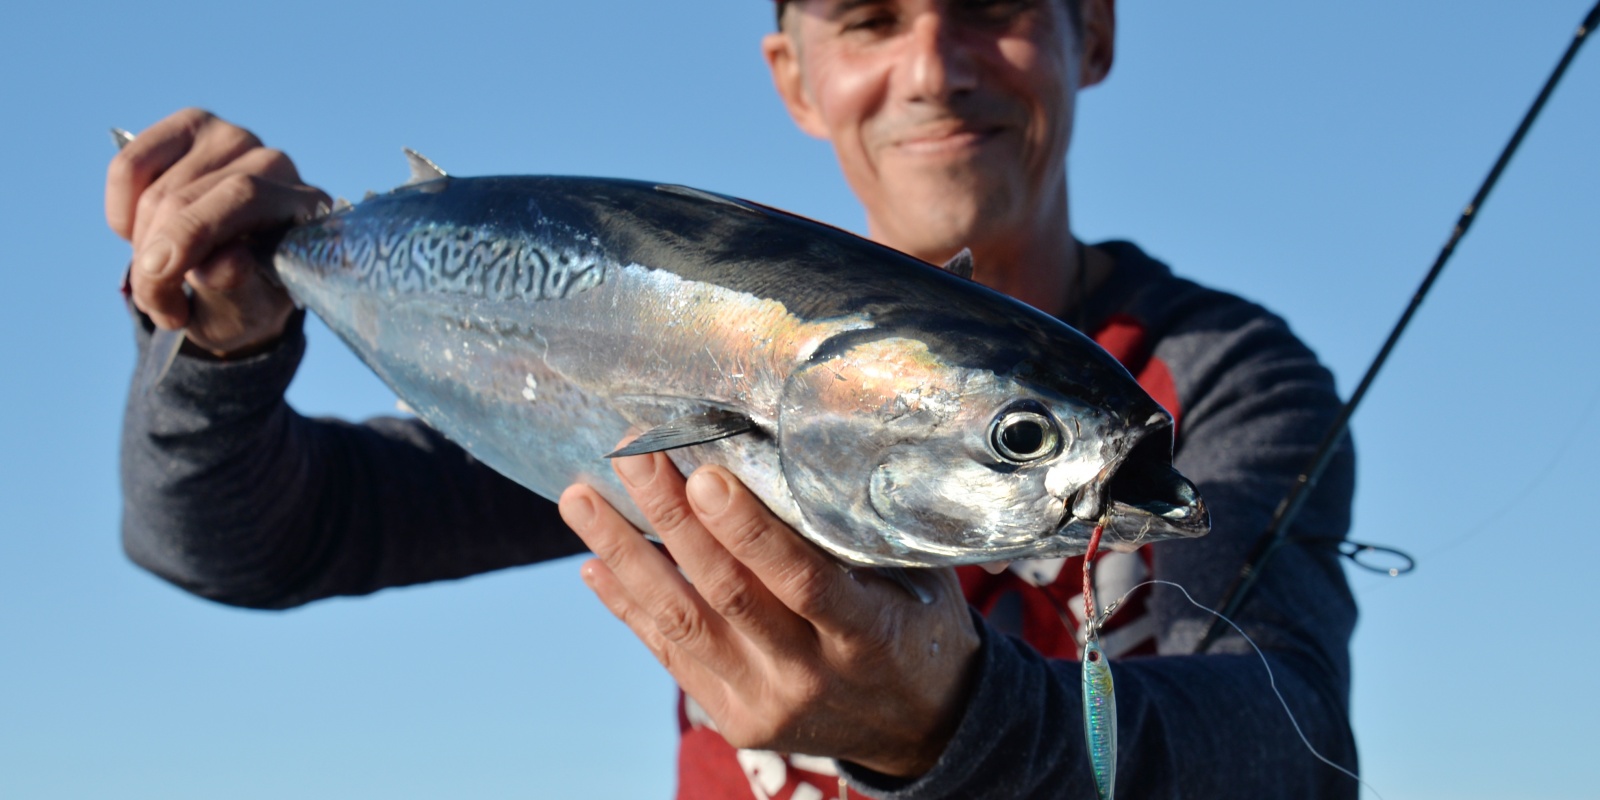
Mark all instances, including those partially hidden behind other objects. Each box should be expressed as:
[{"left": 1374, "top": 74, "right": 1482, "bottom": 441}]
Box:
[
  {"left": 119, "top": 302, "right": 588, "bottom": 610},
  {"left": 839, "top": 293, "right": 1360, "bottom": 799}
]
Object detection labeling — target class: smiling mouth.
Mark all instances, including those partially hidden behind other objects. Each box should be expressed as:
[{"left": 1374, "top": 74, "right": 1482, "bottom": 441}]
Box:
[{"left": 894, "top": 126, "right": 1004, "bottom": 155}]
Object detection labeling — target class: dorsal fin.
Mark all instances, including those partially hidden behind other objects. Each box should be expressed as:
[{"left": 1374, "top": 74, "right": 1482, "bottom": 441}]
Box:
[
  {"left": 110, "top": 128, "right": 135, "bottom": 150},
  {"left": 939, "top": 248, "right": 975, "bottom": 280},
  {"left": 402, "top": 147, "right": 448, "bottom": 185}
]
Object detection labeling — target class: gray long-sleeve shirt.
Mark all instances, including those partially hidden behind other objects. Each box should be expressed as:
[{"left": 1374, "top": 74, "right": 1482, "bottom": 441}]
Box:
[{"left": 120, "top": 241, "right": 1358, "bottom": 799}]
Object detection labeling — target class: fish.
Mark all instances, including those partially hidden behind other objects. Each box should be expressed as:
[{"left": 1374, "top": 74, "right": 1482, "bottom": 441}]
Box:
[{"left": 120, "top": 134, "right": 1210, "bottom": 567}]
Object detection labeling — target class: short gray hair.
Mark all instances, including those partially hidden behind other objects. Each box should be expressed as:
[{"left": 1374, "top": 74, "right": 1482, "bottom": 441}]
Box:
[{"left": 776, "top": 1, "right": 1083, "bottom": 35}]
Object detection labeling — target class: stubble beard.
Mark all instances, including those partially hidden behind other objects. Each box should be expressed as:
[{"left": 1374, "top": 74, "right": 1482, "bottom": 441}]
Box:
[{"left": 868, "top": 166, "right": 1027, "bottom": 263}]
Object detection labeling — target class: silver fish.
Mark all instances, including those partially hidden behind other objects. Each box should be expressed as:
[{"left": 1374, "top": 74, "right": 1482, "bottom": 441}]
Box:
[{"left": 124, "top": 134, "right": 1210, "bottom": 566}]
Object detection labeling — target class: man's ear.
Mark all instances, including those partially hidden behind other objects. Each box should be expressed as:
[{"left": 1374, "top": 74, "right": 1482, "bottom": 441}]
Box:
[
  {"left": 762, "top": 32, "right": 830, "bottom": 139},
  {"left": 1077, "top": 0, "right": 1116, "bottom": 88}
]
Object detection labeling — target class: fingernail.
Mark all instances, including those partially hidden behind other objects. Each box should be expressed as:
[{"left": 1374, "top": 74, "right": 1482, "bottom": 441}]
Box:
[
  {"left": 687, "top": 470, "right": 730, "bottom": 515},
  {"left": 136, "top": 241, "right": 173, "bottom": 277},
  {"left": 563, "top": 494, "right": 596, "bottom": 532},
  {"left": 615, "top": 453, "right": 656, "bottom": 487}
]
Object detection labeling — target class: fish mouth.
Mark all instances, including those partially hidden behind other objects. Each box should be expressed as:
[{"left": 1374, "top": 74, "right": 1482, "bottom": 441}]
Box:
[{"left": 1064, "top": 424, "right": 1210, "bottom": 549}]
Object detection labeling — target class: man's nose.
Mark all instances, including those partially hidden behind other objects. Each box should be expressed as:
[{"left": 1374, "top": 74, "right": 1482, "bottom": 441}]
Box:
[{"left": 903, "top": 12, "right": 978, "bottom": 102}]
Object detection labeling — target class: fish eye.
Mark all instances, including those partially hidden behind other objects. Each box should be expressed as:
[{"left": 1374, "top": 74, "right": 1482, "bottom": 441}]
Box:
[{"left": 988, "top": 404, "right": 1063, "bottom": 464}]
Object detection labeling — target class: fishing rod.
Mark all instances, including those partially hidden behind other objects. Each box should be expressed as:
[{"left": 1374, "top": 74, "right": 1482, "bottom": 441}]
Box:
[{"left": 1194, "top": 1, "right": 1600, "bottom": 655}]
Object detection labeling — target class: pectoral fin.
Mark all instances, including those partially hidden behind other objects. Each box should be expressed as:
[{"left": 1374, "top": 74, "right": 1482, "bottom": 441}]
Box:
[
  {"left": 605, "top": 409, "right": 757, "bottom": 458},
  {"left": 874, "top": 567, "right": 936, "bottom": 604}
]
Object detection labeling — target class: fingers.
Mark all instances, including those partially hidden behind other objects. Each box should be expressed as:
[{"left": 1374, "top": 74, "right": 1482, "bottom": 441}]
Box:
[
  {"left": 106, "top": 108, "right": 221, "bottom": 240},
  {"left": 131, "top": 170, "right": 327, "bottom": 329},
  {"left": 131, "top": 130, "right": 276, "bottom": 249},
  {"left": 180, "top": 243, "right": 297, "bottom": 356},
  {"left": 612, "top": 452, "right": 814, "bottom": 656},
  {"left": 558, "top": 484, "right": 750, "bottom": 685},
  {"left": 575, "top": 556, "right": 731, "bottom": 720},
  {"left": 683, "top": 465, "right": 871, "bottom": 634},
  {"left": 108, "top": 109, "right": 322, "bottom": 336},
  {"left": 561, "top": 464, "right": 981, "bottom": 771},
  {"left": 132, "top": 144, "right": 299, "bottom": 255}
]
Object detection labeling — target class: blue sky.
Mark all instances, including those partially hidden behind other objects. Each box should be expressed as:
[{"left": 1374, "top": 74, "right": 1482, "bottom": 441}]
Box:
[{"left": 2, "top": 1, "right": 1597, "bottom": 797}]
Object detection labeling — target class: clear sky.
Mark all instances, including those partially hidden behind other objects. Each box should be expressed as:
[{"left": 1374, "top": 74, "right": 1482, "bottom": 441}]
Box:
[{"left": 2, "top": 1, "right": 1597, "bottom": 798}]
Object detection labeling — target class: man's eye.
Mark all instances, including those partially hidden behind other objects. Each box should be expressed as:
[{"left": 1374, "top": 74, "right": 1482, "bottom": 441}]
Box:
[{"left": 841, "top": 13, "right": 897, "bottom": 33}]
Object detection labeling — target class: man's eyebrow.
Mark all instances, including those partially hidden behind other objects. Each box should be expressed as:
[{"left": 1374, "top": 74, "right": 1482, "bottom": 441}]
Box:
[{"left": 821, "top": 0, "right": 892, "bottom": 21}]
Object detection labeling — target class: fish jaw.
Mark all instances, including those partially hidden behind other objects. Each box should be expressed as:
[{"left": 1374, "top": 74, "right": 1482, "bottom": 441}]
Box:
[{"left": 1060, "top": 413, "right": 1210, "bottom": 553}]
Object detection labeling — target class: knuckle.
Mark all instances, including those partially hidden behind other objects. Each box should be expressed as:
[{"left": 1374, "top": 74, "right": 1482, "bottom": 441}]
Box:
[
  {"left": 153, "top": 184, "right": 192, "bottom": 216},
  {"left": 642, "top": 494, "right": 695, "bottom": 535},
  {"left": 174, "top": 107, "right": 215, "bottom": 128},
  {"left": 586, "top": 532, "right": 632, "bottom": 569},
  {"left": 702, "top": 574, "right": 760, "bottom": 622},
  {"left": 719, "top": 511, "right": 771, "bottom": 554},
  {"left": 135, "top": 184, "right": 169, "bottom": 223},
  {"left": 217, "top": 123, "right": 260, "bottom": 153},
  {"left": 255, "top": 147, "right": 293, "bottom": 173},
  {"left": 218, "top": 172, "right": 263, "bottom": 206},
  {"left": 781, "top": 568, "right": 836, "bottom": 618},
  {"left": 652, "top": 599, "right": 707, "bottom": 646}
]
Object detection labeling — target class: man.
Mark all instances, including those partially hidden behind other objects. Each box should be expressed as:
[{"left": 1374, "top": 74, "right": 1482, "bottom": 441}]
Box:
[{"left": 109, "top": 0, "right": 1360, "bottom": 797}]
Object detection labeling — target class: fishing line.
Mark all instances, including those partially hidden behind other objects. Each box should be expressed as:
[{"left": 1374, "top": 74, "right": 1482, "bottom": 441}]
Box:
[
  {"left": 1195, "top": 0, "right": 1600, "bottom": 654},
  {"left": 1404, "top": 380, "right": 1600, "bottom": 566},
  {"left": 1099, "top": 579, "right": 1386, "bottom": 800},
  {"left": 1331, "top": 378, "right": 1600, "bottom": 605}
]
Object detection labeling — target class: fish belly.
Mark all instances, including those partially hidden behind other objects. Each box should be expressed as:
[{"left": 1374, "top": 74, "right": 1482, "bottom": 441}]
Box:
[{"left": 289, "top": 254, "right": 801, "bottom": 535}]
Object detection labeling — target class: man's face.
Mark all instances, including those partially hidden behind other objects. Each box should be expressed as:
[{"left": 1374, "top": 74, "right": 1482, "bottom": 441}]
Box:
[{"left": 764, "top": 0, "right": 1112, "bottom": 261}]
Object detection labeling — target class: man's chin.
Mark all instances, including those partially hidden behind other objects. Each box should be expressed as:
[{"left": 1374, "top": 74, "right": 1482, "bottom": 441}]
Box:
[{"left": 873, "top": 178, "right": 1021, "bottom": 256}]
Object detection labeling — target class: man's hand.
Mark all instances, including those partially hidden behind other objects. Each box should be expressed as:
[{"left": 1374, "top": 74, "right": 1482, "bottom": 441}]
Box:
[
  {"left": 106, "top": 108, "right": 330, "bottom": 357},
  {"left": 558, "top": 451, "right": 981, "bottom": 779}
]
